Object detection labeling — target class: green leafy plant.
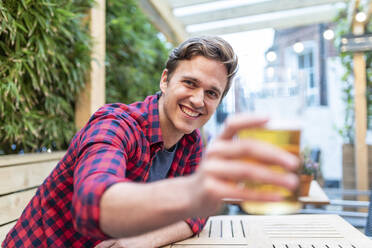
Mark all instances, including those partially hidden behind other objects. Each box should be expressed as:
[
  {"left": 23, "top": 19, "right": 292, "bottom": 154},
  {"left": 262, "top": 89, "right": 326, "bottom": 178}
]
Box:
[
  {"left": 0, "top": 0, "right": 93, "bottom": 154},
  {"left": 105, "top": 0, "right": 171, "bottom": 104},
  {"left": 0, "top": 0, "right": 170, "bottom": 155},
  {"left": 333, "top": 9, "right": 372, "bottom": 144},
  {"left": 301, "top": 148, "right": 320, "bottom": 176}
]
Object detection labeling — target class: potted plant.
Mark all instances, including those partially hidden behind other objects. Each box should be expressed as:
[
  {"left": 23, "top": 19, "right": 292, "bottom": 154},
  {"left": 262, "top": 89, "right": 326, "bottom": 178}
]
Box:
[{"left": 299, "top": 149, "right": 320, "bottom": 196}]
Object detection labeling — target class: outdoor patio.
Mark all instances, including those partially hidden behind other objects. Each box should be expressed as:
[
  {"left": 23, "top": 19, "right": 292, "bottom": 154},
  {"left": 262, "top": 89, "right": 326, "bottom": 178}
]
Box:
[{"left": 1, "top": 0, "right": 371, "bottom": 246}]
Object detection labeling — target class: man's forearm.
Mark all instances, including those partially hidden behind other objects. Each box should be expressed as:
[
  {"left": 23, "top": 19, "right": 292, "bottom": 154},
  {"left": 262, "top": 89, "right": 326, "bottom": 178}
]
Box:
[
  {"left": 133, "top": 221, "right": 193, "bottom": 247},
  {"left": 99, "top": 176, "right": 197, "bottom": 238},
  {"left": 95, "top": 221, "right": 193, "bottom": 248}
]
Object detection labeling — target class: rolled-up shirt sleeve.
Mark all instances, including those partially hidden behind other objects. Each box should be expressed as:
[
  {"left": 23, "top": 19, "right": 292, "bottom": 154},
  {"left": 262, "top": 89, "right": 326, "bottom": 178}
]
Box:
[
  {"left": 71, "top": 113, "right": 134, "bottom": 239},
  {"left": 185, "top": 217, "right": 208, "bottom": 235}
]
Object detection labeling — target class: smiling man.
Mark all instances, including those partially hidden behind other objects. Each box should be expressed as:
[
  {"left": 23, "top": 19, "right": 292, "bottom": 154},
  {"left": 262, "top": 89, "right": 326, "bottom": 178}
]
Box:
[
  {"left": 158, "top": 55, "right": 227, "bottom": 147},
  {"left": 3, "top": 37, "right": 299, "bottom": 248}
]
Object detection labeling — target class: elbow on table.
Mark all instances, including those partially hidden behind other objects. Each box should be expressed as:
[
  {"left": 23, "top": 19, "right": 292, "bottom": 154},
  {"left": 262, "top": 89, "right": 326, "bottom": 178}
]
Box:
[{"left": 73, "top": 214, "right": 107, "bottom": 239}]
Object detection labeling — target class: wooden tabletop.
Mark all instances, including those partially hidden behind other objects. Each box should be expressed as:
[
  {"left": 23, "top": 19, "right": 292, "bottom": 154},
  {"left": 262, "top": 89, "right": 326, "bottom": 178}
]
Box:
[
  {"left": 164, "top": 214, "right": 372, "bottom": 247},
  {"left": 223, "top": 180, "right": 330, "bottom": 206}
]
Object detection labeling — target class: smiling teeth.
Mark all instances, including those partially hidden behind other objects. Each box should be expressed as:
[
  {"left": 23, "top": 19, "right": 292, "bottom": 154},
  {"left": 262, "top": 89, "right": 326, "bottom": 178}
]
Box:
[{"left": 181, "top": 106, "right": 199, "bottom": 117}]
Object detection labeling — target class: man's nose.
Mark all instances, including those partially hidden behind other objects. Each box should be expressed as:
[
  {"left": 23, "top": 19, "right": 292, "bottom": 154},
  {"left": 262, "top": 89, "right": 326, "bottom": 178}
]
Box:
[{"left": 190, "top": 89, "right": 204, "bottom": 108}]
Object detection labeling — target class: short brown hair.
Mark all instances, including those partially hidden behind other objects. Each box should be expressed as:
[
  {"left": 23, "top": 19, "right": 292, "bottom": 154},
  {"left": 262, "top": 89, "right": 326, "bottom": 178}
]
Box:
[{"left": 165, "top": 36, "right": 238, "bottom": 99}]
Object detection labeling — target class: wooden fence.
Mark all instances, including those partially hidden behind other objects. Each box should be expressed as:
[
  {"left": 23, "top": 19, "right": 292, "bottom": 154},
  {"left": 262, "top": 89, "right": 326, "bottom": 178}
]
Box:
[
  {"left": 343, "top": 144, "right": 372, "bottom": 190},
  {"left": 0, "top": 152, "right": 64, "bottom": 242}
]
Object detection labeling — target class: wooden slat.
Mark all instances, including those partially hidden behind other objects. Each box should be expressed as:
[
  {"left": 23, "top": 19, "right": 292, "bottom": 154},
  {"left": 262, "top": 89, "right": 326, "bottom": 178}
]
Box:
[
  {"left": 329, "top": 199, "right": 369, "bottom": 207},
  {"left": 75, "top": 0, "right": 106, "bottom": 130},
  {"left": 300, "top": 208, "right": 368, "bottom": 218},
  {"left": 324, "top": 188, "right": 371, "bottom": 196},
  {"left": 138, "top": 0, "right": 187, "bottom": 45},
  {"left": 348, "top": 0, "right": 372, "bottom": 29},
  {"left": 0, "top": 152, "right": 64, "bottom": 241},
  {"left": 222, "top": 218, "right": 232, "bottom": 239},
  {"left": 179, "top": 0, "right": 348, "bottom": 25},
  {"left": 173, "top": 217, "right": 247, "bottom": 246},
  {"left": 342, "top": 144, "right": 372, "bottom": 190},
  {"left": 0, "top": 151, "right": 65, "bottom": 167},
  {"left": 352, "top": 2, "right": 369, "bottom": 199},
  {"left": 348, "top": 0, "right": 370, "bottom": 204},
  {"left": 209, "top": 218, "right": 219, "bottom": 239},
  {"left": 188, "top": 4, "right": 341, "bottom": 36},
  {"left": 0, "top": 189, "right": 36, "bottom": 225},
  {"left": 0, "top": 221, "right": 16, "bottom": 244},
  {"left": 0, "top": 161, "right": 56, "bottom": 195},
  {"left": 347, "top": 0, "right": 359, "bottom": 30},
  {"left": 353, "top": 51, "right": 369, "bottom": 201},
  {"left": 168, "top": 0, "right": 220, "bottom": 8}
]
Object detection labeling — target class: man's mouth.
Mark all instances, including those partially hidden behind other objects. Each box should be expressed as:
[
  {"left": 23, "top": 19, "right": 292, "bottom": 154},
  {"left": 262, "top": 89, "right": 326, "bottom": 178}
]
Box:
[{"left": 180, "top": 105, "right": 200, "bottom": 117}]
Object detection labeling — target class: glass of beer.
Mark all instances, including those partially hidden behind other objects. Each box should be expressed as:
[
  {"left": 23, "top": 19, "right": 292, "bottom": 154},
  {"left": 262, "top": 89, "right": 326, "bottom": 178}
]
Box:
[{"left": 238, "top": 120, "right": 302, "bottom": 215}]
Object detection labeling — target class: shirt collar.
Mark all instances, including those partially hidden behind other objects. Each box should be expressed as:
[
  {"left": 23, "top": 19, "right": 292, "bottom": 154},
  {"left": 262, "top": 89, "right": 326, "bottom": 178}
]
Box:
[{"left": 145, "top": 92, "right": 163, "bottom": 146}]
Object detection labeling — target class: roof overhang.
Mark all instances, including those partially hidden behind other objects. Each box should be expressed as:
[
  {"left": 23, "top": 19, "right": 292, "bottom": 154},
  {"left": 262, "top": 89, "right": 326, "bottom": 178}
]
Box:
[{"left": 138, "top": 0, "right": 352, "bottom": 45}]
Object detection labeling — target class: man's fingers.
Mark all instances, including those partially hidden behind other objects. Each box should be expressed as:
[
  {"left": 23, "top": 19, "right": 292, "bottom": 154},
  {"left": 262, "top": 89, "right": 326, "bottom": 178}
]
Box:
[
  {"left": 94, "top": 240, "right": 116, "bottom": 248},
  {"left": 219, "top": 115, "right": 269, "bottom": 140},
  {"left": 203, "top": 159, "right": 298, "bottom": 190},
  {"left": 209, "top": 178, "right": 283, "bottom": 202},
  {"left": 111, "top": 242, "right": 125, "bottom": 248},
  {"left": 206, "top": 139, "right": 299, "bottom": 171}
]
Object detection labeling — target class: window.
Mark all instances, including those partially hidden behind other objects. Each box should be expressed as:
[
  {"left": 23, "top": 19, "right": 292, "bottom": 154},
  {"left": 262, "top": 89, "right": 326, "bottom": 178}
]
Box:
[
  {"left": 297, "top": 48, "right": 318, "bottom": 106},
  {"left": 298, "top": 51, "right": 315, "bottom": 88}
]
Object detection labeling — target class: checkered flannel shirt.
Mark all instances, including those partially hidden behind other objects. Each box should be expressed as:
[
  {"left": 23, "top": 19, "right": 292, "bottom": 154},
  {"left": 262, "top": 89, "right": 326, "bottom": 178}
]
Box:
[{"left": 3, "top": 93, "right": 206, "bottom": 247}]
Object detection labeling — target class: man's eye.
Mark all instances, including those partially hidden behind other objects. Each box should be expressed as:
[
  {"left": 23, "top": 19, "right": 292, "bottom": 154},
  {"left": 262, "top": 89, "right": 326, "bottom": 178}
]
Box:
[
  {"left": 184, "top": 80, "right": 194, "bottom": 86},
  {"left": 207, "top": 90, "right": 217, "bottom": 98}
]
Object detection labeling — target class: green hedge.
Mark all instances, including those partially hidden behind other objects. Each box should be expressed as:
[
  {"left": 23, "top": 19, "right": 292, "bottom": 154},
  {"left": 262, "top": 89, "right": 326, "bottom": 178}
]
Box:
[
  {"left": 105, "top": 0, "right": 171, "bottom": 104},
  {"left": 0, "top": 0, "right": 93, "bottom": 154},
  {"left": 0, "top": 0, "right": 171, "bottom": 155}
]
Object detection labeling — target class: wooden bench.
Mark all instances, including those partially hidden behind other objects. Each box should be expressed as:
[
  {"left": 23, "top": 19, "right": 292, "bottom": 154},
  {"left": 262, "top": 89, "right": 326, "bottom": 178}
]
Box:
[{"left": 0, "top": 152, "right": 64, "bottom": 243}]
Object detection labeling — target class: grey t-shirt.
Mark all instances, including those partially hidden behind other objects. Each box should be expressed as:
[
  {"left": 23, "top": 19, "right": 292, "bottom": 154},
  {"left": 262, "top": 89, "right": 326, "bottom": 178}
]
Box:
[{"left": 147, "top": 144, "right": 178, "bottom": 182}]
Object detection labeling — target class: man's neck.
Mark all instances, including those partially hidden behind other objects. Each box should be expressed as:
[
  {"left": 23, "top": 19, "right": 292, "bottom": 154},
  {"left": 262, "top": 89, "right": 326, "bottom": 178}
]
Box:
[{"left": 162, "top": 133, "right": 183, "bottom": 150}]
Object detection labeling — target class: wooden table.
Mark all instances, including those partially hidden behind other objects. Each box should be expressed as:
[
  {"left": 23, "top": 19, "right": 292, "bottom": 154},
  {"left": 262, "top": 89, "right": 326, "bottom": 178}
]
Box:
[
  {"left": 165, "top": 214, "right": 372, "bottom": 247},
  {"left": 224, "top": 180, "right": 330, "bottom": 206}
]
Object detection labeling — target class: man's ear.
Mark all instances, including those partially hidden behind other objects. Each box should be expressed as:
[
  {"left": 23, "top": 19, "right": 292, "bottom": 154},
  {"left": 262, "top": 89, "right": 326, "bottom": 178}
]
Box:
[{"left": 159, "top": 69, "right": 168, "bottom": 93}]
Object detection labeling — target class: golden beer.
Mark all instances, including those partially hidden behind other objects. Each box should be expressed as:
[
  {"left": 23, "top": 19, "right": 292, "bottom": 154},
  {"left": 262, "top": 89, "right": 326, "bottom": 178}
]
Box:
[{"left": 238, "top": 126, "right": 301, "bottom": 215}]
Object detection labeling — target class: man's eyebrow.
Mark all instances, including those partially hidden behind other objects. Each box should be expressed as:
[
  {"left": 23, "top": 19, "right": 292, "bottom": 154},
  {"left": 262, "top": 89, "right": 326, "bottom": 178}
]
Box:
[
  {"left": 182, "top": 76, "right": 222, "bottom": 95},
  {"left": 182, "top": 76, "right": 200, "bottom": 83}
]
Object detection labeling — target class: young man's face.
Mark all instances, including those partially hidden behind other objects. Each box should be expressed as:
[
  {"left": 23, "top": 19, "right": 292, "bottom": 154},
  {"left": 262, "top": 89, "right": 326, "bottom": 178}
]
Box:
[{"left": 159, "top": 55, "right": 228, "bottom": 137}]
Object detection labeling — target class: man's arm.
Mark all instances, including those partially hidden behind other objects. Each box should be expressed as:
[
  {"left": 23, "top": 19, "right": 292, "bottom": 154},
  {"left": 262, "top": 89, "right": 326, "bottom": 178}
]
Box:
[
  {"left": 95, "top": 221, "right": 192, "bottom": 248},
  {"left": 71, "top": 114, "right": 203, "bottom": 240},
  {"left": 100, "top": 176, "right": 198, "bottom": 238},
  {"left": 99, "top": 115, "right": 299, "bottom": 239}
]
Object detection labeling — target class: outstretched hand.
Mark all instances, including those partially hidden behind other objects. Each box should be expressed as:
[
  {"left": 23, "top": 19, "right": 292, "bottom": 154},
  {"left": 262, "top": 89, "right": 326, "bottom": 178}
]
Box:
[{"left": 190, "top": 114, "right": 300, "bottom": 217}]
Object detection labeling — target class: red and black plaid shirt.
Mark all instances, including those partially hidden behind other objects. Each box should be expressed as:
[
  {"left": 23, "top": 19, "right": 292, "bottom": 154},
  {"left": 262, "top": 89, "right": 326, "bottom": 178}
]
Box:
[{"left": 3, "top": 93, "right": 206, "bottom": 247}]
